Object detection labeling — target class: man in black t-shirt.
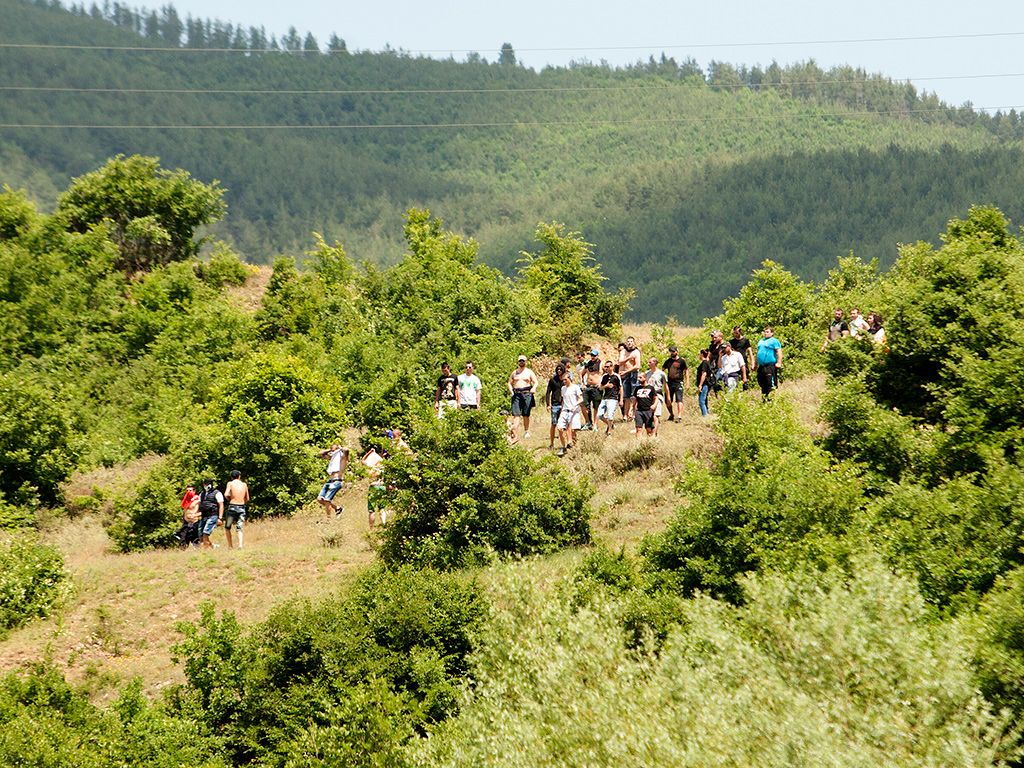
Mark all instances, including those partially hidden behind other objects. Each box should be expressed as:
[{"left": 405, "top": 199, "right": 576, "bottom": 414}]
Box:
[
  {"left": 821, "top": 309, "right": 850, "bottom": 351},
  {"left": 544, "top": 364, "right": 567, "bottom": 451},
  {"left": 662, "top": 345, "right": 689, "bottom": 422},
  {"left": 632, "top": 371, "right": 657, "bottom": 437},
  {"left": 435, "top": 362, "right": 460, "bottom": 418},
  {"left": 729, "top": 327, "right": 754, "bottom": 384},
  {"left": 596, "top": 360, "right": 622, "bottom": 435}
]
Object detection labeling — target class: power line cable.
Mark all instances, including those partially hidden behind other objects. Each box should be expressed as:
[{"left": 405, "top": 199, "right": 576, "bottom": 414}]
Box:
[{"left": 1, "top": 71, "right": 1023, "bottom": 96}]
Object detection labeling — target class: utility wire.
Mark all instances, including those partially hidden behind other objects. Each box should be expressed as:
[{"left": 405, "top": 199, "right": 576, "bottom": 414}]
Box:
[{"left": 1, "top": 72, "right": 1023, "bottom": 96}]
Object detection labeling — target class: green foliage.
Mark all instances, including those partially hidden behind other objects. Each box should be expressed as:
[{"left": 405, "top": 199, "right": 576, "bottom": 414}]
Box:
[
  {"left": 416, "top": 558, "right": 1017, "bottom": 767},
  {"left": 194, "top": 242, "right": 250, "bottom": 288},
  {"left": 0, "top": 663, "right": 226, "bottom": 767},
  {"left": 0, "top": 185, "right": 39, "bottom": 240},
  {"left": 518, "top": 222, "right": 633, "bottom": 343},
  {"left": 973, "top": 566, "right": 1024, "bottom": 730},
  {"left": 55, "top": 154, "right": 226, "bottom": 273},
  {"left": 641, "top": 395, "right": 861, "bottom": 602},
  {"left": 171, "top": 567, "right": 485, "bottom": 767},
  {"left": 711, "top": 259, "right": 817, "bottom": 375},
  {"left": 377, "top": 410, "right": 592, "bottom": 570},
  {"left": 0, "top": 537, "right": 69, "bottom": 634},
  {"left": 107, "top": 459, "right": 184, "bottom": 552},
  {"left": 0, "top": 373, "right": 79, "bottom": 506}
]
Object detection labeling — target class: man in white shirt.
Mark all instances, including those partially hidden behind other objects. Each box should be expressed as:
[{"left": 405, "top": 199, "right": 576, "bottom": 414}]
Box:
[
  {"left": 556, "top": 370, "right": 583, "bottom": 457},
  {"left": 719, "top": 345, "right": 747, "bottom": 393},
  {"left": 457, "top": 361, "right": 483, "bottom": 409},
  {"left": 316, "top": 443, "right": 349, "bottom": 518}
]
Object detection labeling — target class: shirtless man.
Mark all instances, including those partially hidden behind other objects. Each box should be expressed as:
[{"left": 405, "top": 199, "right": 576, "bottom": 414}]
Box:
[
  {"left": 361, "top": 447, "right": 388, "bottom": 529},
  {"left": 581, "top": 349, "right": 604, "bottom": 430},
  {"left": 316, "top": 443, "right": 349, "bottom": 518},
  {"left": 507, "top": 355, "right": 538, "bottom": 440},
  {"left": 223, "top": 469, "right": 250, "bottom": 550},
  {"left": 618, "top": 337, "right": 642, "bottom": 422}
]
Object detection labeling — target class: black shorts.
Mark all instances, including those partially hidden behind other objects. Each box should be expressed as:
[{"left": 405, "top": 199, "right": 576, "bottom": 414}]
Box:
[
  {"left": 667, "top": 381, "right": 685, "bottom": 402},
  {"left": 511, "top": 390, "right": 534, "bottom": 417},
  {"left": 634, "top": 409, "right": 655, "bottom": 430},
  {"left": 583, "top": 385, "right": 602, "bottom": 412}
]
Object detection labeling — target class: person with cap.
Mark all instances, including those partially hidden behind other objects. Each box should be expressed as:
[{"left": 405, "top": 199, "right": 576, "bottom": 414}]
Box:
[
  {"left": 556, "top": 368, "right": 583, "bottom": 456},
  {"left": 662, "top": 345, "right": 689, "bottom": 422},
  {"left": 581, "top": 348, "right": 604, "bottom": 430},
  {"left": 507, "top": 355, "right": 538, "bottom": 440},
  {"left": 317, "top": 443, "right": 350, "bottom": 518}
]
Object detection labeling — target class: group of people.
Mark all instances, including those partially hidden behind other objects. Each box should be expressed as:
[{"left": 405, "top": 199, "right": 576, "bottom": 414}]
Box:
[
  {"left": 430, "top": 331, "right": 784, "bottom": 457},
  {"left": 176, "top": 471, "right": 250, "bottom": 550},
  {"left": 821, "top": 307, "right": 886, "bottom": 349}
]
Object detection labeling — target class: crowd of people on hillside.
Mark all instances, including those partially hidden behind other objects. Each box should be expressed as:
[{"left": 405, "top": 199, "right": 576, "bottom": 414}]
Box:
[{"left": 183, "top": 307, "right": 885, "bottom": 543}]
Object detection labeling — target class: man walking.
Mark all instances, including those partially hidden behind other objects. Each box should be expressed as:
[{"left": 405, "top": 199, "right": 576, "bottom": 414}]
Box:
[
  {"left": 618, "top": 336, "right": 641, "bottom": 422},
  {"left": 316, "top": 443, "right": 349, "bottom": 518},
  {"left": 632, "top": 371, "right": 657, "bottom": 438},
  {"left": 581, "top": 349, "right": 603, "bottom": 430},
  {"left": 756, "top": 326, "right": 783, "bottom": 399},
  {"left": 223, "top": 469, "right": 249, "bottom": 550},
  {"left": 198, "top": 478, "right": 224, "bottom": 549},
  {"left": 457, "top": 362, "right": 483, "bottom": 409},
  {"left": 729, "top": 327, "right": 754, "bottom": 385},
  {"left": 434, "top": 362, "right": 459, "bottom": 418},
  {"left": 507, "top": 355, "right": 538, "bottom": 439},
  {"left": 556, "top": 368, "right": 583, "bottom": 456},
  {"left": 662, "top": 345, "right": 689, "bottom": 422},
  {"left": 644, "top": 357, "right": 668, "bottom": 435},
  {"left": 597, "top": 360, "right": 623, "bottom": 435},
  {"left": 544, "top": 362, "right": 566, "bottom": 451},
  {"left": 719, "top": 344, "right": 747, "bottom": 393}
]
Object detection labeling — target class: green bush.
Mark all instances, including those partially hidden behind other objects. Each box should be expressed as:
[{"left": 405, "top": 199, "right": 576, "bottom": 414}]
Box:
[
  {"left": 0, "top": 663, "right": 226, "bottom": 767},
  {"left": 194, "top": 243, "right": 250, "bottom": 288},
  {"left": 170, "top": 566, "right": 485, "bottom": 767},
  {"left": 0, "top": 538, "right": 69, "bottom": 634},
  {"left": 415, "top": 558, "right": 1018, "bottom": 767},
  {"left": 377, "top": 410, "right": 592, "bottom": 570},
  {"left": 640, "top": 395, "right": 861, "bottom": 603}
]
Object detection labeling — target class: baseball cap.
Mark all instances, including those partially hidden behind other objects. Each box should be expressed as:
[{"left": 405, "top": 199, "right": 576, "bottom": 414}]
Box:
[
  {"left": 517, "top": 355, "right": 527, "bottom": 362},
  {"left": 669, "top": 345, "right": 678, "bottom": 352},
  {"left": 590, "top": 349, "right": 600, "bottom": 356}
]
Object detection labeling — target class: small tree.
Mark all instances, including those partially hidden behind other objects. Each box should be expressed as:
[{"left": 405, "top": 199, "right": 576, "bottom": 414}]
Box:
[
  {"left": 378, "top": 410, "right": 592, "bottom": 569},
  {"left": 56, "top": 155, "right": 225, "bottom": 274}
]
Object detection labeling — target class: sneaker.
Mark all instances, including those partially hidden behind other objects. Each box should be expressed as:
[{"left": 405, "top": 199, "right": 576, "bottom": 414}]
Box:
[
  {"left": 557, "top": 447, "right": 567, "bottom": 457},
  {"left": 334, "top": 506, "right": 344, "bottom": 518},
  {"left": 524, "top": 431, "right": 531, "bottom": 439}
]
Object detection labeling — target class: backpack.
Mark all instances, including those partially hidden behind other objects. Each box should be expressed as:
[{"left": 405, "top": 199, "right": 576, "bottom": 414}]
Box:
[{"left": 199, "top": 488, "right": 220, "bottom": 517}]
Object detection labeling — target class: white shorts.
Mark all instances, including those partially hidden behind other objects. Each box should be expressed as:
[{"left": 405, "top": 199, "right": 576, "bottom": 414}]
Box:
[
  {"left": 597, "top": 399, "right": 618, "bottom": 421},
  {"left": 654, "top": 399, "right": 663, "bottom": 418},
  {"left": 557, "top": 409, "right": 581, "bottom": 431}
]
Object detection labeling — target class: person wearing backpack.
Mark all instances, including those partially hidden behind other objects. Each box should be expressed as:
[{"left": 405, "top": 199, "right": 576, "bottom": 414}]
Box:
[{"left": 198, "top": 478, "right": 224, "bottom": 549}]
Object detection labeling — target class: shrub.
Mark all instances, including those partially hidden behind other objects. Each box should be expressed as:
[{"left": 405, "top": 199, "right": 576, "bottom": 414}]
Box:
[
  {"left": 377, "top": 410, "right": 592, "bottom": 570},
  {"left": 170, "top": 566, "right": 485, "bottom": 767},
  {"left": 194, "top": 242, "right": 249, "bottom": 288},
  {"left": 640, "top": 396, "right": 861, "bottom": 602},
  {"left": 414, "top": 558, "right": 1018, "bottom": 767},
  {"left": 0, "top": 538, "right": 69, "bottom": 634}
]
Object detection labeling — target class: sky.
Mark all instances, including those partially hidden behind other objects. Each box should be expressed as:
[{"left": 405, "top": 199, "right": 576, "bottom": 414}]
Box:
[{"left": 163, "top": 0, "right": 1024, "bottom": 113}]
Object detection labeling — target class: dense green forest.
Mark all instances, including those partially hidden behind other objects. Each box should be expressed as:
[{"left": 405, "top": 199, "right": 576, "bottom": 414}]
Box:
[{"left": 3, "top": 0, "right": 1024, "bottom": 322}]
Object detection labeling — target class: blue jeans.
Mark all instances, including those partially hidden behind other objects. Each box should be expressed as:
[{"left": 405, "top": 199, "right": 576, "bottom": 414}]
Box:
[{"left": 699, "top": 384, "right": 711, "bottom": 416}]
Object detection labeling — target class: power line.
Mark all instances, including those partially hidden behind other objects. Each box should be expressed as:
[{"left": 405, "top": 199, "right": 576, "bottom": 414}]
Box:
[
  {"left": 3, "top": 103, "right": 1021, "bottom": 130},
  {"left": 1, "top": 72, "right": 1023, "bottom": 96},
  {"left": 1, "top": 30, "right": 1023, "bottom": 55}
]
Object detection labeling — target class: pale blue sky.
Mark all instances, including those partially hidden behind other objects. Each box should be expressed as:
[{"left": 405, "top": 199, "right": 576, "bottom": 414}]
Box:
[{"left": 169, "top": 0, "right": 1023, "bottom": 112}]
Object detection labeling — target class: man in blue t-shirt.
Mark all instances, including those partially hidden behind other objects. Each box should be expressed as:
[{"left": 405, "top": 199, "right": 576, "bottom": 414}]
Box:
[{"left": 755, "top": 327, "right": 783, "bottom": 399}]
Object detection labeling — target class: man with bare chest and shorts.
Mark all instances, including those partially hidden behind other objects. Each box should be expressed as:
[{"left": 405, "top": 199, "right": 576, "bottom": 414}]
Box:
[
  {"left": 507, "top": 355, "right": 538, "bottom": 440},
  {"left": 317, "top": 443, "right": 349, "bottom": 518},
  {"left": 618, "top": 336, "right": 642, "bottom": 422},
  {"left": 224, "top": 470, "right": 250, "bottom": 550}
]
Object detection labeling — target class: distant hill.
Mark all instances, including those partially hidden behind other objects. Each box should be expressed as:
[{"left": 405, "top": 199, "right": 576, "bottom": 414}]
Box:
[{"left": 3, "top": 0, "right": 1024, "bottom": 323}]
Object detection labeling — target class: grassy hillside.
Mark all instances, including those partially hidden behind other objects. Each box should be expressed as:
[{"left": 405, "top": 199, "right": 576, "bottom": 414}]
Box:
[{"left": 3, "top": 0, "right": 1024, "bottom": 322}]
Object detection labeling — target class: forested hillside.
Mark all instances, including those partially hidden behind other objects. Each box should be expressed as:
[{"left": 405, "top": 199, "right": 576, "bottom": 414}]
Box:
[{"left": 3, "top": 0, "right": 1024, "bottom": 324}]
